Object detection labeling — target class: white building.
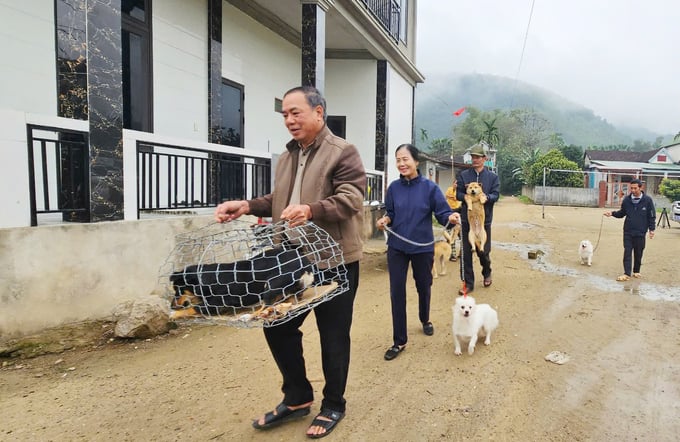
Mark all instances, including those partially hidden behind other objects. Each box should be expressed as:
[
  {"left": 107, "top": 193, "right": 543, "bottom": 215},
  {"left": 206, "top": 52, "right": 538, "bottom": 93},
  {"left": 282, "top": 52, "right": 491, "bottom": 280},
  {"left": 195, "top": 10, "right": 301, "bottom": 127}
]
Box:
[
  {"left": 0, "top": 0, "right": 422, "bottom": 228},
  {"left": 0, "top": 0, "right": 422, "bottom": 336}
]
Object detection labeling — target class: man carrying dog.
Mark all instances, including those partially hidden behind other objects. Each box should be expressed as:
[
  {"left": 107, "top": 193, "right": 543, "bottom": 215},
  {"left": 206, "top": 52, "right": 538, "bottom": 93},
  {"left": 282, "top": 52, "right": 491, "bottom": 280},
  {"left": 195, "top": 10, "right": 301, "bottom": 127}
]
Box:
[
  {"left": 456, "top": 143, "right": 500, "bottom": 295},
  {"left": 604, "top": 178, "right": 655, "bottom": 281},
  {"left": 215, "top": 86, "right": 366, "bottom": 438}
]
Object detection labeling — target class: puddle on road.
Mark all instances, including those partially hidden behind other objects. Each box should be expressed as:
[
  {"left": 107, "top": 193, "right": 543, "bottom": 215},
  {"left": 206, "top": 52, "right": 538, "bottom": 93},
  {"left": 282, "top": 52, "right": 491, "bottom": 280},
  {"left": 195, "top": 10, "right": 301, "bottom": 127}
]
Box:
[{"left": 494, "top": 241, "right": 679, "bottom": 302}]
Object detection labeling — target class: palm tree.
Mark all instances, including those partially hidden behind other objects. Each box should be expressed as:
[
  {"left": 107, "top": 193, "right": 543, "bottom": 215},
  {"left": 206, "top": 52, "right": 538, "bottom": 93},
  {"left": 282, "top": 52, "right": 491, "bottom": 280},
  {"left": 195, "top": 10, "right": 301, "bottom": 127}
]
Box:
[
  {"left": 479, "top": 118, "right": 499, "bottom": 148},
  {"left": 674, "top": 131, "right": 680, "bottom": 142}
]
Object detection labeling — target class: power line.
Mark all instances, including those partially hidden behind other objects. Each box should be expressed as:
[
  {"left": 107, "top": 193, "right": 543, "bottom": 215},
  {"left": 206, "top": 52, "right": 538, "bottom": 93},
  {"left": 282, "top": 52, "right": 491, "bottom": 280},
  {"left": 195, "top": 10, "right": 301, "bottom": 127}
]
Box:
[{"left": 509, "top": 0, "right": 536, "bottom": 108}]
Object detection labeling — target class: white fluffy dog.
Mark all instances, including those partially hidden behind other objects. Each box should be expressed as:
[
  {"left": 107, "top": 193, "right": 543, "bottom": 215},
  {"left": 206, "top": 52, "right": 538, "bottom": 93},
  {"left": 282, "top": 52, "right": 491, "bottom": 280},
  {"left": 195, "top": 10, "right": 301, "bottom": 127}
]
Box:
[
  {"left": 452, "top": 296, "right": 499, "bottom": 356},
  {"left": 579, "top": 239, "right": 593, "bottom": 266}
]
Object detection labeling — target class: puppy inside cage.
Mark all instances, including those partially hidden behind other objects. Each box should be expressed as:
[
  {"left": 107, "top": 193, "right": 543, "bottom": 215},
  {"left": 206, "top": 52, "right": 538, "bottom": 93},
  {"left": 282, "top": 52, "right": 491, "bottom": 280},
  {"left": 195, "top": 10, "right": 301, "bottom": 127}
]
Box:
[{"left": 160, "top": 220, "right": 349, "bottom": 327}]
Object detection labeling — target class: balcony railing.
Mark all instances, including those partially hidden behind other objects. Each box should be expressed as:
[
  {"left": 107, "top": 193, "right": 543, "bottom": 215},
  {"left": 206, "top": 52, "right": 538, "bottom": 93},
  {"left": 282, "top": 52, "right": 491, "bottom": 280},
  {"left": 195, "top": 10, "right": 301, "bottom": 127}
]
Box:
[
  {"left": 359, "top": 0, "right": 401, "bottom": 41},
  {"left": 136, "top": 141, "right": 271, "bottom": 213}
]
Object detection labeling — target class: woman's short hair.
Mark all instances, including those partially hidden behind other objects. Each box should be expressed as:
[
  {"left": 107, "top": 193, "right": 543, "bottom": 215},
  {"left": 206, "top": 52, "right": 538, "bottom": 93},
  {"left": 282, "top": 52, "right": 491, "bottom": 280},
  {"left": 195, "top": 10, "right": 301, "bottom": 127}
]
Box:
[{"left": 395, "top": 143, "right": 420, "bottom": 162}]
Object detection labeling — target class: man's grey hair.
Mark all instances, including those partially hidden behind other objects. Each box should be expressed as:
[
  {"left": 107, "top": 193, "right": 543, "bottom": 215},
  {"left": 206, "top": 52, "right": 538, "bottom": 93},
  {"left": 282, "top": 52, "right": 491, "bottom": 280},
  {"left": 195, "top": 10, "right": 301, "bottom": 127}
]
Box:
[{"left": 284, "top": 86, "right": 327, "bottom": 121}]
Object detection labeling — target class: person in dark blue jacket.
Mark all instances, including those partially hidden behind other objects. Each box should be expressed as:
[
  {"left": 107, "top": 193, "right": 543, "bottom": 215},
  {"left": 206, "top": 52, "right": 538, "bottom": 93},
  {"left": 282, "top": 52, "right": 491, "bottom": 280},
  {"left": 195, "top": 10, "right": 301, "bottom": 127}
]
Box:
[
  {"left": 604, "top": 179, "right": 656, "bottom": 281},
  {"left": 376, "top": 143, "right": 460, "bottom": 361},
  {"left": 456, "top": 143, "right": 500, "bottom": 295}
]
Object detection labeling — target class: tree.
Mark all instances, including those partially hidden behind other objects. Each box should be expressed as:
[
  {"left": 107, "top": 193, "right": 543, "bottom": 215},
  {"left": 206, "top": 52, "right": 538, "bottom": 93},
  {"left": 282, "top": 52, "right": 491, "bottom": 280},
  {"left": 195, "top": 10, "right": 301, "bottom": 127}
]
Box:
[
  {"left": 559, "top": 144, "right": 584, "bottom": 168},
  {"left": 427, "top": 137, "right": 453, "bottom": 156},
  {"left": 419, "top": 128, "right": 429, "bottom": 148},
  {"left": 674, "top": 131, "right": 680, "bottom": 142},
  {"left": 480, "top": 117, "right": 500, "bottom": 148},
  {"left": 527, "top": 149, "right": 583, "bottom": 187},
  {"left": 659, "top": 178, "right": 680, "bottom": 202}
]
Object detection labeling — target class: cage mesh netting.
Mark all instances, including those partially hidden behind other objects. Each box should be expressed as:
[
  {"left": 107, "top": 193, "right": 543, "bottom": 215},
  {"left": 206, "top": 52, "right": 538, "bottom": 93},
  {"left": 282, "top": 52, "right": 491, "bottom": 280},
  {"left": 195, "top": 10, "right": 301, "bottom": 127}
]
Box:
[{"left": 159, "top": 220, "right": 349, "bottom": 328}]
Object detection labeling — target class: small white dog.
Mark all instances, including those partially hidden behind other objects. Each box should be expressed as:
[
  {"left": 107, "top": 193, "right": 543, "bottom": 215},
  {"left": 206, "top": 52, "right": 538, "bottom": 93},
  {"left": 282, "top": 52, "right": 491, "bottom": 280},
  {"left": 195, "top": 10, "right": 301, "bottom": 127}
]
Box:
[
  {"left": 452, "top": 296, "right": 499, "bottom": 355},
  {"left": 579, "top": 239, "right": 593, "bottom": 266}
]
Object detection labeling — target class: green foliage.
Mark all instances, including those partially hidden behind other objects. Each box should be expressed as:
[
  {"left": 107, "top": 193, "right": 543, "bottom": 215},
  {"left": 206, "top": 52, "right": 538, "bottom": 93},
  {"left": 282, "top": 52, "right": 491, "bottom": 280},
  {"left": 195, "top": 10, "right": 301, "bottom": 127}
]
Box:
[
  {"left": 427, "top": 137, "right": 453, "bottom": 156},
  {"left": 527, "top": 149, "right": 583, "bottom": 187},
  {"left": 497, "top": 154, "right": 523, "bottom": 195},
  {"left": 659, "top": 178, "right": 680, "bottom": 202},
  {"left": 559, "top": 144, "right": 584, "bottom": 168}
]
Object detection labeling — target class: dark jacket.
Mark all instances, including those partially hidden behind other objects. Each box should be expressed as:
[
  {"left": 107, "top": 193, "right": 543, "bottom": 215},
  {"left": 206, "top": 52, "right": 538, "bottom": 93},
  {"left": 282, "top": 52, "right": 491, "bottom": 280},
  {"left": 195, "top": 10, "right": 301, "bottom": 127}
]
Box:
[
  {"left": 611, "top": 192, "right": 656, "bottom": 237},
  {"left": 456, "top": 167, "right": 500, "bottom": 225},
  {"left": 384, "top": 172, "right": 453, "bottom": 254}
]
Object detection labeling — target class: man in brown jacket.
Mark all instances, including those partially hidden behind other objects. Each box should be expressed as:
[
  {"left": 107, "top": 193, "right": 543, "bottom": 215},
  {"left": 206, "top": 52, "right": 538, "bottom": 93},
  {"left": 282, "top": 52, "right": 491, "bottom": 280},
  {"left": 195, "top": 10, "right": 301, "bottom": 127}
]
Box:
[{"left": 215, "top": 86, "right": 365, "bottom": 438}]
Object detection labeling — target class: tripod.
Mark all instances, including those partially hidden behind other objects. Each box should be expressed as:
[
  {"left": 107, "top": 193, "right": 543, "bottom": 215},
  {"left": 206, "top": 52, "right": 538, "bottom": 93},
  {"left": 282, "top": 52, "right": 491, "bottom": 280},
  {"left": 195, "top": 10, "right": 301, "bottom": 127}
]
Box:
[{"left": 657, "top": 207, "right": 671, "bottom": 228}]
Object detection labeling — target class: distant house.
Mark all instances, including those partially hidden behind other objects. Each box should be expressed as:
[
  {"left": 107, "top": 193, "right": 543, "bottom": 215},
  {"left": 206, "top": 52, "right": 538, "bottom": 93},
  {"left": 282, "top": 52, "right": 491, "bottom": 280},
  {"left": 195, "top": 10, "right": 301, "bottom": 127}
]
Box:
[
  {"left": 584, "top": 145, "right": 680, "bottom": 207},
  {"left": 420, "top": 144, "right": 497, "bottom": 195}
]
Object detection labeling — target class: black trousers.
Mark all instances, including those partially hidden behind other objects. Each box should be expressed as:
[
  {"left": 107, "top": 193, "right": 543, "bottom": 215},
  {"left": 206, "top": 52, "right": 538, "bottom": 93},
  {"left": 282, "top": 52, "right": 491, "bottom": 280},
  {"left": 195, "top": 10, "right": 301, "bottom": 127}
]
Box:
[
  {"left": 263, "top": 261, "right": 359, "bottom": 414},
  {"left": 623, "top": 233, "right": 646, "bottom": 275},
  {"left": 387, "top": 248, "right": 434, "bottom": 347},
  {"left": 460, "top": 223, "right": 492, "bottom": 290}
]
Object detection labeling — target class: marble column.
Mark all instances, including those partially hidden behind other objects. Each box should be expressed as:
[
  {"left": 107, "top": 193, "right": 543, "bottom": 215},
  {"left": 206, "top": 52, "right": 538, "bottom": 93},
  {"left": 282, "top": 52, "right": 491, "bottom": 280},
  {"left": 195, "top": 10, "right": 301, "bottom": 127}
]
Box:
[
  {"left": 375, "top": 60, "right": 389, "bottom": 172},
  {"left": 86, "top": 0, "right": 124, "bottom": 222},
  {"left": 208, "top": 0, "right": 223, "bottom": 144},
  {"left": 301, "top": 2, "right": 327, "bottom": 94},
  {"left": 56, "top": 0, "right": 88, "bottom": 120}
]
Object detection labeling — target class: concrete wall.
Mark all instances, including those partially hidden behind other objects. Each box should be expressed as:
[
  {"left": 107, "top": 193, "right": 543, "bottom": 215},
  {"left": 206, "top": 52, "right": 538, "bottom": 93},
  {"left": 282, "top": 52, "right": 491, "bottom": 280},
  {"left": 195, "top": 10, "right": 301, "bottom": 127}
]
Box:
[
  {"left": 523, "top": 185, "right": 599, "bottom": 207},
  {"left": 0, "top": 1, "right": 56, "bottom": 116},
  {"left": 153, "top": 0, "right": 209, "bottom": 141},
  {"left": 0, "top": 209, "right": 380, "bottom": 339},
  {"left": 385, "top": 68, "right": 416, "bottom": 186},
  {"left": 0, "top": 214, "right": 229, "bottom": 338}
]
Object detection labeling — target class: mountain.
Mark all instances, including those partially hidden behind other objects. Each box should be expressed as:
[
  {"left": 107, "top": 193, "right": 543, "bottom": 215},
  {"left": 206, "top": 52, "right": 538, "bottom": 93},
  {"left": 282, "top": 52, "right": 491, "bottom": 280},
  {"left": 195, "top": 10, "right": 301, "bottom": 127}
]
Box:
[{"left": 414, "top": 73, "right": 661, "bottom": 147}]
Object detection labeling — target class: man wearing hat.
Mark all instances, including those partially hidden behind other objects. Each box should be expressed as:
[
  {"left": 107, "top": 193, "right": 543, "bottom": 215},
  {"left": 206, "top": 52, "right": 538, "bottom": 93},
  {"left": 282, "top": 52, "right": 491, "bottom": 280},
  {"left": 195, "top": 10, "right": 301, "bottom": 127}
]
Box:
[{"left": 455, "top": 143, "right": 500, "bottom": 295}]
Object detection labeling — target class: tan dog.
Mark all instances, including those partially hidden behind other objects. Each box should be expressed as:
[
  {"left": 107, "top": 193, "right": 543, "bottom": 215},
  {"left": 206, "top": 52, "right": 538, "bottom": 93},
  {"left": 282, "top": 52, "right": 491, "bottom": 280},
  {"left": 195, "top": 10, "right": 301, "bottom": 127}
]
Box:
[
  {"left": 433, "top": 229, "right": 454, "bottom": 278},
  {"left": 464, "top": 182, "right": 487, "bottom": 253}
]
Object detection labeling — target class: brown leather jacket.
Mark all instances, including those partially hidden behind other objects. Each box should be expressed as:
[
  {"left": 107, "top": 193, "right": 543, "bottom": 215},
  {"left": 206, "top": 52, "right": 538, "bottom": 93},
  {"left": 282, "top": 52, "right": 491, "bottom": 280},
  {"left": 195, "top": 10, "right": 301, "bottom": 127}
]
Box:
[{"left": 247, "top": 126, "right": 366, "bottom": 264}]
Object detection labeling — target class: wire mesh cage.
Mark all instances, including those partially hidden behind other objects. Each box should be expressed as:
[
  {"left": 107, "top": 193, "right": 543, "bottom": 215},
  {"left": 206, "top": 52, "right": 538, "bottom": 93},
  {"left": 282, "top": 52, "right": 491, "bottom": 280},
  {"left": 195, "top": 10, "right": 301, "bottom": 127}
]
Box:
[{"left": 159, "top": 220, "right": 349, "bottom": 328}]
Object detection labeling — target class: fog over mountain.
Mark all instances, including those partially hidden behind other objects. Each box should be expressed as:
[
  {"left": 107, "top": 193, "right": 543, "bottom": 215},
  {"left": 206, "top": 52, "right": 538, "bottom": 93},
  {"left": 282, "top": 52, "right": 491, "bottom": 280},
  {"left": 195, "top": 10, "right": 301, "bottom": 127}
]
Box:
[{"left": 415, "top": 73, "right": 668, "bottom": 147}]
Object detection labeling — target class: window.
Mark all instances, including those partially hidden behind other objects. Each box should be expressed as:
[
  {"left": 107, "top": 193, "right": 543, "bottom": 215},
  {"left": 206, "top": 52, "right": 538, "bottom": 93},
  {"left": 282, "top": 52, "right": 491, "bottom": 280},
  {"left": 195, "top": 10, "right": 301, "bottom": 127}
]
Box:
[
  {"left": 657, "top": 154, "right": 667, "bottom": 162},
  {"left": 399, "top": 0, "right": 408, "bottom": 43},
  {"left": 327, "top": 116, "right": 346, "bottom": 139},
  {"left": 122, "top": 0, "right": 153, "bottom": 132},
  {"left": 220, "top": 79, "right": 244, "bottom": 147}
]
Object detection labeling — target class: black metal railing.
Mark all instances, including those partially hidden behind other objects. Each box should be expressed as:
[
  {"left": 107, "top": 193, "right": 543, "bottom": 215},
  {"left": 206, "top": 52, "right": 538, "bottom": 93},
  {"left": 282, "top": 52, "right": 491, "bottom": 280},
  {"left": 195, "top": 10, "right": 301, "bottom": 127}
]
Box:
[
  {"left": 359, "top": 0, "right": 401, "bottom": 41},
  {"left": 136, "top": 141, "right": 271, "bottom": 214},
  {"left": 27, "top": 125, "right": 90, "bottom": 226}
]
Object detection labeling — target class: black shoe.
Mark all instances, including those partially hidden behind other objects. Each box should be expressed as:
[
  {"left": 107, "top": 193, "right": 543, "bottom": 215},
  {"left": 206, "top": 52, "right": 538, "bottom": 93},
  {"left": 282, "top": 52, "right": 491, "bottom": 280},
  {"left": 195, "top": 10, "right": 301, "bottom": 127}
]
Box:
[
  {"left": 384, "top": 345, "right": 405, "bottom": 361},
  {"left": 423, "top": 322, "right": 434, "bottom": 336}
]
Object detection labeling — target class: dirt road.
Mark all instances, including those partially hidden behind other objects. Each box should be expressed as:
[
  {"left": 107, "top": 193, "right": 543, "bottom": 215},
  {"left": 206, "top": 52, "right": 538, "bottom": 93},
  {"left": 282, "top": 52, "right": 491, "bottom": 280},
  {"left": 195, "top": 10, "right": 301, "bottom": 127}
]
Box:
[{"left": 2, "top": 197, "right": 679, "bottom": 441}]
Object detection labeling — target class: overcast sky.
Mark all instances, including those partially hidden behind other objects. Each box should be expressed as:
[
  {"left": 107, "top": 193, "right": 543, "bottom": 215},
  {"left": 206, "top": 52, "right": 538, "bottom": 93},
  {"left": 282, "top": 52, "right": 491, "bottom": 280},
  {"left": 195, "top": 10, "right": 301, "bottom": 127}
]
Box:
[{"left": 416, "top": 0, "right": 679, "bottom": 136}]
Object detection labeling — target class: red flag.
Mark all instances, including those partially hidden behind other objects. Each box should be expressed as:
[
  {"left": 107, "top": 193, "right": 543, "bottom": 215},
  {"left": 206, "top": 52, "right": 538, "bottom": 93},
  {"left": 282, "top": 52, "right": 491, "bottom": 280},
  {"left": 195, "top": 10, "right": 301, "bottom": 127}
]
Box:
[{"left": 453, "top": 107, "right": 466, "bottom": 116}]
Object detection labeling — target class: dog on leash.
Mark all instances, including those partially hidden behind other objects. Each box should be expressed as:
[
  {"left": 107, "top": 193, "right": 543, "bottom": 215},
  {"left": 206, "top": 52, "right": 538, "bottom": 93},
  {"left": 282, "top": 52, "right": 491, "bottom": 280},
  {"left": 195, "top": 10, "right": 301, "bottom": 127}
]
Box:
[
  {"left": 464, "top": 182, "right": 487, "bottom": 253},
  {"left": 452, "top": 295, "right": 498, "bottom": 355},
  {"left": 579, "top": 240, "right": 594, "bottom": 266},
  {"left": 433, "top": 229, "right": 454, "bottom": 278}
]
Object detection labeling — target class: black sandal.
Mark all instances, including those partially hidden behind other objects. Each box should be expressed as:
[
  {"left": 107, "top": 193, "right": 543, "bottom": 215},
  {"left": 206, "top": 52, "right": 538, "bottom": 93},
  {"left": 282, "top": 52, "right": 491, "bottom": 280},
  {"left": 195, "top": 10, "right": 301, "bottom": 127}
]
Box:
[
  {"left": 306, "top": 409, "right": 345, "bottom": 439},
  {"left": 252, "top": 402, "right": 311, "bottom": 430},
  {"left": 384, "top": 345, "right": 404, "bottom": 361}
]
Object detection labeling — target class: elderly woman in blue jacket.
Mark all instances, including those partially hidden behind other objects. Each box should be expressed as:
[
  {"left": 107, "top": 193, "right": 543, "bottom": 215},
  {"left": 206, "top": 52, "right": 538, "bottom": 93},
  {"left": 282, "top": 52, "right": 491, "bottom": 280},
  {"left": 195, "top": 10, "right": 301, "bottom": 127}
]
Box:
[{"left": 376, "top": 143, "right": 460, "bottom": 361}]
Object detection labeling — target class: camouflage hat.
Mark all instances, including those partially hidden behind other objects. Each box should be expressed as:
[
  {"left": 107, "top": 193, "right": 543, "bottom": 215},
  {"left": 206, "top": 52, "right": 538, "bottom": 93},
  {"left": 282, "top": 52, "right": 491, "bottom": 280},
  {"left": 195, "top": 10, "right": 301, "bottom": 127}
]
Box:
[{"left": 469, "top": 143, "right": 486, "bottom": 157}]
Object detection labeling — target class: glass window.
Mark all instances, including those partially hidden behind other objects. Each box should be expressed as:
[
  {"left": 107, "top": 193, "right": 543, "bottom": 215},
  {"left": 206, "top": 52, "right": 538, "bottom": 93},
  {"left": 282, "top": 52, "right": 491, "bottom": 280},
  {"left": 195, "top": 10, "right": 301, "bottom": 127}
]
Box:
[
  {"left": 399, "top": 0, "right": 408, "bottom": 43},
  {"left": 123, "top": 0, "right": 146, "bottom": 22},
  {"left": 220, "top": 79, "right": 244, "bottom": 147},
  {"left": 122, "top": 0, "right": 152, "bottom": 132}
]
